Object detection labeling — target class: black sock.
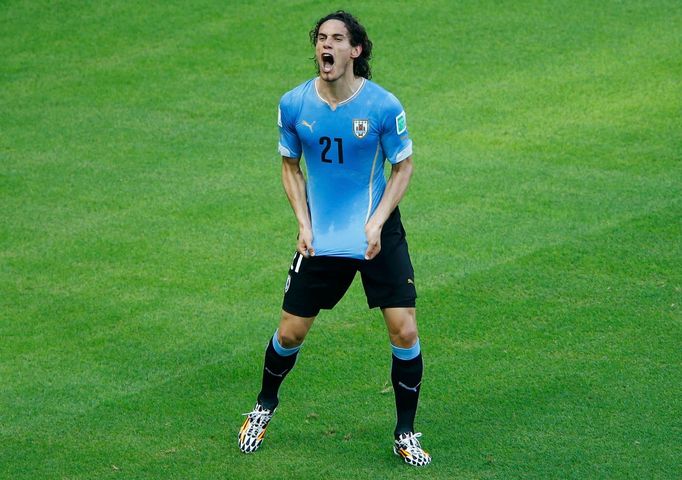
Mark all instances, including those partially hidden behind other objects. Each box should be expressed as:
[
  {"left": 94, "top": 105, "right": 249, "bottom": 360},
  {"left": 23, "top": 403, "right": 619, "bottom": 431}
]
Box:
[
  {"left": 257, "top": 337, "right": 298, "bottom": 410},
  {"left": 391, "top": 352, "right": 423, "bottom": 438}
]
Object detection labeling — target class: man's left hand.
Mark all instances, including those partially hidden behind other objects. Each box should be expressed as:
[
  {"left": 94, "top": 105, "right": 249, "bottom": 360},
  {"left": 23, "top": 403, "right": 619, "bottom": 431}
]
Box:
[{"left": 364, "top": 222, "right": 382, "bottom": 260}]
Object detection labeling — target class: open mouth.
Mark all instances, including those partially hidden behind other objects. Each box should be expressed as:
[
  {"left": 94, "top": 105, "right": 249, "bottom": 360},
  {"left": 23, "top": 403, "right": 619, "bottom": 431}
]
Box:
[{"left": 321, "top": 53, "right": 334, "bottom": 73}]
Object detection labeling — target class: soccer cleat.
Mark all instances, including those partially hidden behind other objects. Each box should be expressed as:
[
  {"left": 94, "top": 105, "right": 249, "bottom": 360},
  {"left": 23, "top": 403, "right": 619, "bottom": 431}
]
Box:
[
  {"left": 238, "top": 403, "right": 275, "bottom": 453},
  {"left": 393, "top": 432, "right": 431, "bottom": 466}
]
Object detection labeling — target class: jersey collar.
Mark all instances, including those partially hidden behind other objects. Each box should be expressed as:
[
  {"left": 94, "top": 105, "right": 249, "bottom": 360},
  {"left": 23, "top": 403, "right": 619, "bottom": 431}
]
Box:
[{"left": 314, "top": 77, "right": 366, "bottom": 108}]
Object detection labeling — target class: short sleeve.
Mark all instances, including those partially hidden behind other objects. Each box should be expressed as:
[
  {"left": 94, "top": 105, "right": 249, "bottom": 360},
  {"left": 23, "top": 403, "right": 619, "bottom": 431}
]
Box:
[
  {"left": 277, "top": 94, "right": 301, "bottom": 158},
  {"left": 380, "top": 94, "right": 413, "bottom": 165}
]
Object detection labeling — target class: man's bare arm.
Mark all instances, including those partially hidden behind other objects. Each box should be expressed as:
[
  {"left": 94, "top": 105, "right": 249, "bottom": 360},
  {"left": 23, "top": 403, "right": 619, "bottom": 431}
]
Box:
[
  {"left": 364, "top": 156, "right": 414, "bottom": 260},
  {"left": 281, "top": 156, "right": 315, "bottom": 257}
]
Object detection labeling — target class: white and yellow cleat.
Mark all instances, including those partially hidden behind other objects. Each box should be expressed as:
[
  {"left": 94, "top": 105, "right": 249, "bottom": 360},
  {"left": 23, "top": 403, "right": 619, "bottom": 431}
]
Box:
[
  {"left": 238, "top": 403, "right": 275, "bottom": 453},
  {"left": 393, "top": 432, "right": 432, "bottom": 466}
]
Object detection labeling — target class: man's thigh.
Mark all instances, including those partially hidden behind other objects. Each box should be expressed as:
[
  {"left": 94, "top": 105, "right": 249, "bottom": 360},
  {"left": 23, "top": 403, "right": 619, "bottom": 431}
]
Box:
[
  {"left": 359, "top": 225, "right": 417, "bottom": 309},
  {"left": 283, "top": 252, "right": 359, "bottom": 317}
]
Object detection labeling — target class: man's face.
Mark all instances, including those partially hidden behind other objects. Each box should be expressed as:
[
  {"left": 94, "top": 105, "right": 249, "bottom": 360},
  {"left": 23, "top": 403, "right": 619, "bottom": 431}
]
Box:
[{"left": 315, "top": 19, "right": 361, "bottom": 81}]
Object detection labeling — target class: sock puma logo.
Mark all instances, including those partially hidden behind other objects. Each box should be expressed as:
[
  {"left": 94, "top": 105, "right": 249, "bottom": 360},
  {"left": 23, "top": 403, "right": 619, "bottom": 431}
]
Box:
[
  {"left": 398, "top": 381, "right": 421, "bottom": 393},
  {"left": 265, "top": 367, "right": 289, "bottom": 378}
]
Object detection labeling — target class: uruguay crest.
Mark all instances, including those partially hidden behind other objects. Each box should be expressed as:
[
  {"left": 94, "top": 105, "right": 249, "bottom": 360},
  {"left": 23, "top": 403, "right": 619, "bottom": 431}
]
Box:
[{"left": 353, "top": 119, "right": 369, "bottom": 139}]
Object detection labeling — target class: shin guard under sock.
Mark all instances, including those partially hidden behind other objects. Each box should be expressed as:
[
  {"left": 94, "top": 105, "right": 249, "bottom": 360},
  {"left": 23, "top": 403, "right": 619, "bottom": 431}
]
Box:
[
  {"left": 257, "top": 331, "right": 300, "bottom": 410},
  {"left": 391, "top": 342, "right": 423, "bottom": 438}
]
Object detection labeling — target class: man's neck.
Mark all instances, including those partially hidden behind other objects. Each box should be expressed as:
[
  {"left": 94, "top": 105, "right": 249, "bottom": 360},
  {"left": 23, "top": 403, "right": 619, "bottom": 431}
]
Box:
[{"left": 316, "top": 75, "right": 364, "bottom": 109}]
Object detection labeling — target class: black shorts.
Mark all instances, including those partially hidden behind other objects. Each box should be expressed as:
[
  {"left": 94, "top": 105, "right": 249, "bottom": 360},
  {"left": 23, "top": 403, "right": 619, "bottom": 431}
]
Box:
[{"left": 282, "top": 208, "right": 417, "bottom": 317}]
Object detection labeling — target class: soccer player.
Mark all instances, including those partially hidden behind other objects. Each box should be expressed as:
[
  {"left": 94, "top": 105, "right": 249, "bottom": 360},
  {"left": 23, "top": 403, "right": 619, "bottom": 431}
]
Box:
[{"left": 238, "top": 11, "right": 431, "bottom": 467}]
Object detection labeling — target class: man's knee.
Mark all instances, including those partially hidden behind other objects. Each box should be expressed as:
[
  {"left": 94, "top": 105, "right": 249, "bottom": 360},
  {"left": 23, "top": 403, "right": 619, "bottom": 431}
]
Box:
[
  {"left": 278, "top": 310, "right": 314, "bottom": 348},
  {"left": 393, "top": 325, "right": 418, "bottom": 348},
  {"left": 384, "top": 308, "right": 419, "bottom": 348}
]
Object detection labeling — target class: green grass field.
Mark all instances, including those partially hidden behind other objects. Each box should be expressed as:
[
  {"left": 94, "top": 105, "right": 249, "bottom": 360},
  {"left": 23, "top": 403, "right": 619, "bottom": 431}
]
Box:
[{"left": 2, "top": 1, "right": 681, "bottom": 478}]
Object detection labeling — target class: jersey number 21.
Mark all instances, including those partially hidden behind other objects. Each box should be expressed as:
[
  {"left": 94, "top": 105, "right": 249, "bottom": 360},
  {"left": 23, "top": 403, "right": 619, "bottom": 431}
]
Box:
[{"left": 320, "top": 137, "right": 344, "bottom": 164}]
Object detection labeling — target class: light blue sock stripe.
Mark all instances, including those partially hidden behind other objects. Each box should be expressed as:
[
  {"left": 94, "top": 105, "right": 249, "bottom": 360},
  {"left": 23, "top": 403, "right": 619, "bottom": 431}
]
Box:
[
  {"left": 272, "top": 329, "right": 301, "bottom": 357},
  {"left": 391, "top": 337, "right": 421, "bottom": 361}
]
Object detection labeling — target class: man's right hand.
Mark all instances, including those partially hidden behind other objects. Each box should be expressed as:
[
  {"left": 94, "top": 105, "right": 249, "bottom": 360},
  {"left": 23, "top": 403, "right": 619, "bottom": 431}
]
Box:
[{"left": 298, "top": 227, "right": 315, "bottom": 258}]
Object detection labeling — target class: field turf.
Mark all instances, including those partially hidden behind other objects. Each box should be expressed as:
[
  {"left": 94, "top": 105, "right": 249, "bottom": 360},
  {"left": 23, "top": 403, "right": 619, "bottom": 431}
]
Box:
[{"left": 1, "top": 1, "right": 680, "bottom": 478}]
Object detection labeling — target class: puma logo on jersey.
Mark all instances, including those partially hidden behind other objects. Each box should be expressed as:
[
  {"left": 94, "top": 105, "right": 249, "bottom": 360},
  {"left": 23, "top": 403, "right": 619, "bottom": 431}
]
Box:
[{"left": 301, "top": 120, "right": 316, "bottom": 132}]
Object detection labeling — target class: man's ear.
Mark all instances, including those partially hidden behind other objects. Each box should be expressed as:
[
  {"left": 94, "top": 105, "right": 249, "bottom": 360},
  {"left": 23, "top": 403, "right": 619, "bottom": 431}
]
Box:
[{"left": 350, "top": 45, "right": 362, "bottom": 59}]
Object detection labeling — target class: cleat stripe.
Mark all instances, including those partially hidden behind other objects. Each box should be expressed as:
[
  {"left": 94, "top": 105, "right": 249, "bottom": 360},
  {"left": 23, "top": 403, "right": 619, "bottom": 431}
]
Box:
[{"left": 239, "top": 419, "right": 250, "bottom": 442}]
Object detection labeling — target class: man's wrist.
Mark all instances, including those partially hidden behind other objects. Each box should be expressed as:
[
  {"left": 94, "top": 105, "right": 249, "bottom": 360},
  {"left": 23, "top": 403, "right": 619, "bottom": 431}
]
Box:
[{"left": 366, "top": 215, "right": 385, "bottom": 230}]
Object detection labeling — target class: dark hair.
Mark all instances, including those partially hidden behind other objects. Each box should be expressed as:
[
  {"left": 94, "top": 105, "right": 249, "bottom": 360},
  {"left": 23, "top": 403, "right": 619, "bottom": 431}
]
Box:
[{"left": 310, "top": 10, "right": 373, "bottom": 79}]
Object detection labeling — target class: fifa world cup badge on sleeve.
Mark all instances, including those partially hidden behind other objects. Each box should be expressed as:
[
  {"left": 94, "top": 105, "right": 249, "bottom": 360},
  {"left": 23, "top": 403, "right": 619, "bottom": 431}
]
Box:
[{"left": 396, "top": 111, "right": 407, "bottom": 135}]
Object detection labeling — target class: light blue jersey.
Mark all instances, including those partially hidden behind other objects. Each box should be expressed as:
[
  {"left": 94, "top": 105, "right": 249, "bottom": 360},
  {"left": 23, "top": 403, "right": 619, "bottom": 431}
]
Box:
[{"left": 278, "top": 78, "right": 413, "bottom": 259}]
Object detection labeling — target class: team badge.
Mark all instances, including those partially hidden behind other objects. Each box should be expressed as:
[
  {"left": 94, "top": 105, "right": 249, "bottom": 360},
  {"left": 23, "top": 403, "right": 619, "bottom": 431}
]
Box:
[{"left": 353, "top": 119, "right": 369, "bottom": 139}]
